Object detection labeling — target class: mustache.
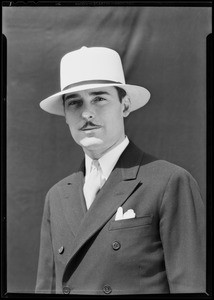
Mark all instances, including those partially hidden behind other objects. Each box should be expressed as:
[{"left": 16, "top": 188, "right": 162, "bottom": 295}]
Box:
[{"left": 80, "top": 121, "right": 101, "bottom": 130}]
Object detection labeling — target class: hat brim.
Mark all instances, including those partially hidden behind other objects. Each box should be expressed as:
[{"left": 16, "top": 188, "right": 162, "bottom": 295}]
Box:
[{"left": 39, "top": 83, "right": 151, "bottom": 116}]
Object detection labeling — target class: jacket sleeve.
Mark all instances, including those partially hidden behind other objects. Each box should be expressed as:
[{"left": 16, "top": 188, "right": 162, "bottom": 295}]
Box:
[
  {"left": 35, "top": 191, "right": 56, "bottom": 293},
  {"left": 159, "top": 168, "right": 206, "bottom": 293}
]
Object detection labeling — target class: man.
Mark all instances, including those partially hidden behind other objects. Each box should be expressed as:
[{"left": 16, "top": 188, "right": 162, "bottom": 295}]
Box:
[{"left": 36, "top": 46, "right": 205, "bottom": 294}]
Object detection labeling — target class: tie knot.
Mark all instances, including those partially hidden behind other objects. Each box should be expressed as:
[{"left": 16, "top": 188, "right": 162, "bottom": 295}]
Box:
[{"left": 91, "top": 160, "right": 100, "bottom": 171}]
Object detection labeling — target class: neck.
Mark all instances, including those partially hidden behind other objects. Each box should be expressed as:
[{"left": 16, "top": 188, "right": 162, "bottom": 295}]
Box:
[{"left": 83, "top": 135, "right": 126, "bottom": 160}]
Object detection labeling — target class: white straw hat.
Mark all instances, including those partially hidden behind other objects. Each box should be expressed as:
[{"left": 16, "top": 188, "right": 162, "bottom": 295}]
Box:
[{"left": 40, "top": 46, "right": 151, "bottom": 116}]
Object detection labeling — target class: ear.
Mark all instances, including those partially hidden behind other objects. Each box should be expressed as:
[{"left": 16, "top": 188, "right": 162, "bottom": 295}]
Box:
[{"left": 122, "top": 96, "right": 131, "bottom": 117}]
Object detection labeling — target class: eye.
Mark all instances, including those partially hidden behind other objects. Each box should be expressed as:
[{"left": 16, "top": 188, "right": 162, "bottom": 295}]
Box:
[
  {"left": 67, "top": 100, "right": 82, "bottom": 108},
  {"left": 93, "top": 96, "right": 106, "bottom": 103}
]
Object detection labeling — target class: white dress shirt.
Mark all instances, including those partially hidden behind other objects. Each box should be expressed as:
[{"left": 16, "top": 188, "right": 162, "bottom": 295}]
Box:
[{"left": 84, "top": 136, "right": 129, "bottom": 184}]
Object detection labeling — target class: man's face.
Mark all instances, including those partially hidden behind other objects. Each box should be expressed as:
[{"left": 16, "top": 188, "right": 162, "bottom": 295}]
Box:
[{"left": 64, "top": 86, "right": 130, "bottom": 157}]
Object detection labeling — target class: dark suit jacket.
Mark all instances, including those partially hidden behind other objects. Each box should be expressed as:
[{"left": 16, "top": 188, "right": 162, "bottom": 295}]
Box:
[{"left": 35, "top": 141, "right": 205, "bottom": 295}]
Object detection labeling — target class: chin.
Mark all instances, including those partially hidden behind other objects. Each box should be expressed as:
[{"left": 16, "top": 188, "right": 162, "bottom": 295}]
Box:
[{"left": 79, "top": 137, "right": 103, "bottom": 148}]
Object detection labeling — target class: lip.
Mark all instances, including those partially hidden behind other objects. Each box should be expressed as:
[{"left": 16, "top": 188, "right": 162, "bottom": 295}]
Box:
[{"left": 80, "top": 126, "right": 102, "bottom": 131}]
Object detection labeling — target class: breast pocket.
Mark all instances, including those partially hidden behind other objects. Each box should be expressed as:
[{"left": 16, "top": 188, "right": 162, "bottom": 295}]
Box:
[{"left": 108, "top": 215, "right": 153, "bottom": 231}]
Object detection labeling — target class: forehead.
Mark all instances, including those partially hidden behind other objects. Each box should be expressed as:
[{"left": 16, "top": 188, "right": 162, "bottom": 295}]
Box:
[{"left": 64, "top": 86, "right": 118, "bottom": 100}]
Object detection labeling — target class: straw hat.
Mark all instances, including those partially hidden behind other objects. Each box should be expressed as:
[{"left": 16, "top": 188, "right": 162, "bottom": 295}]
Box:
[{"left": 40, "top": 46, "right": 150, "bottom": 116}]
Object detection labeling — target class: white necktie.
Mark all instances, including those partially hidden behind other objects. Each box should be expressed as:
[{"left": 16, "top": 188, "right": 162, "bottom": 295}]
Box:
[{"left": 83, "top": 160, "right": 105, "bottom": 210}]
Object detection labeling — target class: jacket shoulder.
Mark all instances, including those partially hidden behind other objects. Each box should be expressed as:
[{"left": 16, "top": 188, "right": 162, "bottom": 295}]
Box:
[
  {"left": 126, "top": 141, "right": 192, "bottom": 178},
  {"left": 46, "top": 172, "right": 78, "bottom": 195},
  {"left": 141, "top": 154, "right": 195, "bottom": 182}
]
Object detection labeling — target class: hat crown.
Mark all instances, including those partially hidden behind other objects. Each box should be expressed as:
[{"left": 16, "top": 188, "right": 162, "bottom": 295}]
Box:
[{"left": 60, "top": 46, "right": 126, "bottom": 90}]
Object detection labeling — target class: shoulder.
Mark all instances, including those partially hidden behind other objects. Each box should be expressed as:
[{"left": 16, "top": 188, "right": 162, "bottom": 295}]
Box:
[
  {"left": 139, "top": 153, "right": 195, "bottom": 184},
  {"left": 138, "top": 154, "right": 201, "bottom": 201},
  {"left": 144, "top": 158, "right": 189, "bottom": 175},
  {"left": 46, "top": 172, "right": 79, "bottom": 197},
  {"left": 128, "top": 141, "right": 192, "bottom": 179}
]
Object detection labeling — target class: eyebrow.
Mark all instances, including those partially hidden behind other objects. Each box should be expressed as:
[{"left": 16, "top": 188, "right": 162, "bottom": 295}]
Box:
[
  {"left": 64, "top": 93, "right": 81, "bottom": 101},
  {"left": 64, "top": 91, "right": 111, "bottom": 101},
  {"left": 89, "top": 91, "right": 111, "bottom": 96}
]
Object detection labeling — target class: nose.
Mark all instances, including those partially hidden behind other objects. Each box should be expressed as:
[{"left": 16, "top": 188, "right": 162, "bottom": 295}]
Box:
[{"left": 81, "top": 109, "right": 95, "bottom": 121}]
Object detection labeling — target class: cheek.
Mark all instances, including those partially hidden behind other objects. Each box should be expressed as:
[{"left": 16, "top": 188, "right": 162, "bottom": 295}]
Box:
[
  {"left": 66, "top": 115, "right": 79, "bottom": 135},
  {"left": 101, "top": 105, "right": 123, "bottom": 122},
  {"left": 65, "top": 110, "right": 79, "bottom": 126},
  {"left": 104, "top": 110, "right": 124, "bottom": 130}
]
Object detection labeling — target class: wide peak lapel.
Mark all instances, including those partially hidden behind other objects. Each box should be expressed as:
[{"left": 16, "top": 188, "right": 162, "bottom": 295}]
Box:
[
  {"left": 64, "top": 142, "right": 144, "bottom": 261},
  {"left": 58, "top": 160, "right": 87, "bottom": 236}
]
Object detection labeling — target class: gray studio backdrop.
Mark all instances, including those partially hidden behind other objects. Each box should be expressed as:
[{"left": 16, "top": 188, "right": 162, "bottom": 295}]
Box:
[{"left": 3, "top": 6, "right": 211, "bottom": 293}]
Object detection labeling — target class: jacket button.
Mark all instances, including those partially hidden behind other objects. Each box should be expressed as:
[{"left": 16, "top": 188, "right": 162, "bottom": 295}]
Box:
[
  {"left": 112, "top": 241, "right": 121, "bottom": 250},
  {"left": 58, "top": 246, "right": 64, "bottom": 254},
  {"left": 63, "top": 286, "right": 71, "bottom": 294},
  {"left": 103, "top": 285, "right": 112, "bottom": 294}
]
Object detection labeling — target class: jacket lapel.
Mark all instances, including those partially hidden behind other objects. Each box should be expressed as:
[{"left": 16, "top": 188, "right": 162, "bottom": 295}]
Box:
[
  {"left": 62, "top": 142, "right": 144, "bottom": 282},
  {"left": 57, "top": 160, "right": 87, "bottom": 237}
]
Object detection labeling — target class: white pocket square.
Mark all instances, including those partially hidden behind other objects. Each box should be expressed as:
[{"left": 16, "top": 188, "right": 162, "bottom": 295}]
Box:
[{"left": 115, "top": 207, "right": 136, "bottom": 221}]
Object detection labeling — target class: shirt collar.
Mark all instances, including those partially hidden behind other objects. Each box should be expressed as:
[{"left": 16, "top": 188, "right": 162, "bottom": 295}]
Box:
[{"left": 85, "top": 136, "right": 129, "bottom": 180}]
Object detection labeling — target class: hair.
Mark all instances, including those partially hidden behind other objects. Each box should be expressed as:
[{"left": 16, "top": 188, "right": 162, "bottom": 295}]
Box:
[
  {"left": 62, "top": 94, "right": 66, "bottom": 107},
  {"left": 62, "top": 85, "right": 127, "bottom": 107},
  {"left": 114, "top": 86, "right": 127, "bottom": 103}
]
